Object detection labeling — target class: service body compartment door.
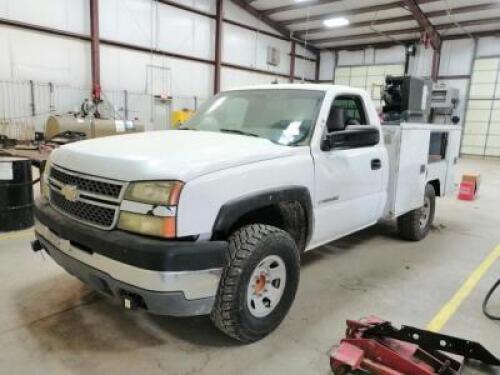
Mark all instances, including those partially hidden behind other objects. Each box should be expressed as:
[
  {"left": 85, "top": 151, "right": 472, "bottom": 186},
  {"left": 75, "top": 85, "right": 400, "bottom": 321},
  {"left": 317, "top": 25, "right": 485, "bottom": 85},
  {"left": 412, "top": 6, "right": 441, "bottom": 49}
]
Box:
[
  {"left": 382, "top": 125, "right": 429, "bottom": 218},
  {"left": 396, "top": 129, "right": 429, "bottom": 214},
  {"left": 383, "top": 123, "right": 461, "bottom": 218}
]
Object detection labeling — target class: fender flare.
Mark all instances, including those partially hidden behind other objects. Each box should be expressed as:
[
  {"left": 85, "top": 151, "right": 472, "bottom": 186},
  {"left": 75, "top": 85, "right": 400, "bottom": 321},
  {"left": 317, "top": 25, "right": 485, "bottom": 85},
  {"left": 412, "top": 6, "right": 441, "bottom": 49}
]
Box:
[
  {"left": 427, "top": 178, "right": 442, "bottom": 197},
  {"left": 211, "top": 186, "right": 313, "bottom": 245}
]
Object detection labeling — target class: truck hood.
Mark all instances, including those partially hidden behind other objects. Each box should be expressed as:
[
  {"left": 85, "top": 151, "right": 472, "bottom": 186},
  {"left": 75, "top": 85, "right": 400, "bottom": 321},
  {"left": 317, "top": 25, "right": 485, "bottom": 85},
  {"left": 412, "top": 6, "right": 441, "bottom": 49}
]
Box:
[{"left": 51, "top": 130, "right": 298, "bottom": 181}]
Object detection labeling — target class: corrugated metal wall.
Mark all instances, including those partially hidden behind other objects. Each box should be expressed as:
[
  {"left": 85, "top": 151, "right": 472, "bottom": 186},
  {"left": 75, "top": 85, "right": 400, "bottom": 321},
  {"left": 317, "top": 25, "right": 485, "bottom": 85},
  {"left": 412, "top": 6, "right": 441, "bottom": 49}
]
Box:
[
  {"left": 1, "top": 0, "right": 499, "bottom": 153},
  {"left": 0, "top": 0, "right": 316, "bottom": 136}
]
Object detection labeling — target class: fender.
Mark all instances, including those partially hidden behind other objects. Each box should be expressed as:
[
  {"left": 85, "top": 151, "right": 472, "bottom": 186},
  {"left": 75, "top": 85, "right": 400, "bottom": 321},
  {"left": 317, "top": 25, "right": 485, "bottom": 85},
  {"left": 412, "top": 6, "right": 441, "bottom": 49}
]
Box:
[
  {"left": 426, "top": 178, "right": 441, "bottom": 197},
  {"left": 212, "top": 186, "right": 313, "bottom": 246}
]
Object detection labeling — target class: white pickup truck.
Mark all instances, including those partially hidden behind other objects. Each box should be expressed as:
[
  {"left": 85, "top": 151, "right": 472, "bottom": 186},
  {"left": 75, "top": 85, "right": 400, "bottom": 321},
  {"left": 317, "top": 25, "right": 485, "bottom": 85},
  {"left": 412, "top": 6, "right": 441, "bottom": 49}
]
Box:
[{"left": 32, "top": 84, "right": 461, "bottom": 342}]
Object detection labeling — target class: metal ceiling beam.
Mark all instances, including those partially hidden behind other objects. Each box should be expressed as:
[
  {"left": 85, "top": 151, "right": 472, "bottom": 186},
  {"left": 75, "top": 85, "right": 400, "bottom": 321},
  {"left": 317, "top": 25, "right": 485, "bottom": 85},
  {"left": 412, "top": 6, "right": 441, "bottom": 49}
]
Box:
[
  {"left": 295, "top": 2, "right": 500, "bottom": 38},
  {"left": 278, "top": 0, "right": 440, "bottom": 26},
  {"left": 157, "top": 0, "right": 214, "bottom": 18},
  {"left": 317, "top": 28, "right": 500, "bottom": 50},
  {"left": 298, "top": 14, "right": 415, "bottom": 37},
  {"left": 443, "top": 29, "right": 500, "bottom": 40},
  {"left": 324, "top": 40, "right": 412, "bottom": 51},
  {"left": 263, "top": 0, "right": 343, "bottom": 16},
  {"left": 225, "top": 18, "right": 288, "bottom": 41},
  {"left": 230, "top": 0, "right": 291, "bottom": 38},
  {"left": 0, "top": 17, "right": 91, "bottom": 41},
  {"left": 0, "top": 15, "right": 317, "bottom": 83},
  {"left": 229, "top": 0, "right": 319, "bottom": 54},
  {"left": 223, "top": 62, "right": 315, "bottom": 81},
  {"left": 402, "top": 0, "right": 440, "bottom": 49},
  {"left": 437, "top": 17, "right": 500, "bottom": 31},
  {"left": 313, "top": 27, "right": 421, "bottom": 44},
  {"left": 157, "top": 0, "right": 299, "bottom": 45},
  {"left": 313, "top": 17, "right": 500, "bottom": 45}
]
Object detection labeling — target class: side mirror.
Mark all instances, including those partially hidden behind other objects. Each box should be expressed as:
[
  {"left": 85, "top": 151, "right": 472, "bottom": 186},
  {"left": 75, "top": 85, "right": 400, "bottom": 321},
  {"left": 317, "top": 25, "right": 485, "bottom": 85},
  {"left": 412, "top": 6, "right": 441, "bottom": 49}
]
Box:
[{"left": 321, "top": 126, "right": 380, "bottom": 151}]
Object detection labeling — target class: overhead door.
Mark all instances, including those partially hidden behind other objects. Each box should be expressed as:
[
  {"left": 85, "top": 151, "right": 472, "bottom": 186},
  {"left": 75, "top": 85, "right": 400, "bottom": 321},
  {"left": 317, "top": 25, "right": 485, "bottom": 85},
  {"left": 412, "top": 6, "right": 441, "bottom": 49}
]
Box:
[
  {"left": 462, "top": 58, "right": 500, "bottom": 157},
  {"left": 334, "top": 64, "right": 405, "bottom": 109}
]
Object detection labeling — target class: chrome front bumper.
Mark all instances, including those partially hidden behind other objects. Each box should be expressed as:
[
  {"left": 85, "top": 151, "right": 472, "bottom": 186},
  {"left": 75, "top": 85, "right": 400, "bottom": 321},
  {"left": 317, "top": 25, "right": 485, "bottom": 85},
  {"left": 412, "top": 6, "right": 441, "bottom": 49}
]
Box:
[{"left": 34, "top": 220, "right": 223, "bottom": 316}]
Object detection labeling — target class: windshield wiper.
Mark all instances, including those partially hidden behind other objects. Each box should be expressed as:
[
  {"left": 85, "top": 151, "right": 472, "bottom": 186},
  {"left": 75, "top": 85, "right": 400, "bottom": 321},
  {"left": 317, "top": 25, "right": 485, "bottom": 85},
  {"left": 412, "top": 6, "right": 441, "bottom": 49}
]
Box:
[{"left": 220, "top": 129, "right": 260, "bottom": 138}]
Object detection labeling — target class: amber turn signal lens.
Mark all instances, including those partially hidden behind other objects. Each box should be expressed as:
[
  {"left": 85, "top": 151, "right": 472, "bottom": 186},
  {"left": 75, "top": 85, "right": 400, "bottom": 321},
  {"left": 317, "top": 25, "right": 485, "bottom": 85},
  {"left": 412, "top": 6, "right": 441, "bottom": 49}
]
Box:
[
  {"left": 168, "top": 182, "right": 183, "bottom": 205},
  {"left": 162, "top": 216, "right": 176, "bottom": 238}
]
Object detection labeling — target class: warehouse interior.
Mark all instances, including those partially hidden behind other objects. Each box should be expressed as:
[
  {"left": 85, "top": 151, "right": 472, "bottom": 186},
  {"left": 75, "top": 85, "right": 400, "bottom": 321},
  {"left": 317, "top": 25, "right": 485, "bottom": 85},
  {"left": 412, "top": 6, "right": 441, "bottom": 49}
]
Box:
[{"left": 0, "top": 0, "right": 500, "bottom": 374}]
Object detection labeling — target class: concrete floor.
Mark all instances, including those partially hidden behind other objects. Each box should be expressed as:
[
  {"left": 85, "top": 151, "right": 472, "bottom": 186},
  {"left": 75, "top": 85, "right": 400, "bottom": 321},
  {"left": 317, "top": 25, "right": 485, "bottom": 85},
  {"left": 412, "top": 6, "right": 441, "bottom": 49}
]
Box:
[{"left": 0, "top": 158, "right": 499, "bottom": 374}]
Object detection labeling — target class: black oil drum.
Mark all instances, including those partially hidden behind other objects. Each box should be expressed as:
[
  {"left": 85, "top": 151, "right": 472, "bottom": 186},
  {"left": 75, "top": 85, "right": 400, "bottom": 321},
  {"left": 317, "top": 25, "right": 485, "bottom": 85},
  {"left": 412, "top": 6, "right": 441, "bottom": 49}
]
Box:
[{"left": 0, "top": 157, "right": 34, "bottom": 231}]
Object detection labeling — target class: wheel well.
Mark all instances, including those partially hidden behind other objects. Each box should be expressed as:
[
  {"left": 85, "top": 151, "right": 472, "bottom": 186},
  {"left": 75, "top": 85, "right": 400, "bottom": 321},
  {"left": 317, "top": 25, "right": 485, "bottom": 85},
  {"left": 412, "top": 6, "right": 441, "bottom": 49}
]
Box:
[
  {"left": 226, "top": 201, "right": 308, "bottom": 252},
  {"left": 427, "top": 179, "right": 441, "bottom": 197}
]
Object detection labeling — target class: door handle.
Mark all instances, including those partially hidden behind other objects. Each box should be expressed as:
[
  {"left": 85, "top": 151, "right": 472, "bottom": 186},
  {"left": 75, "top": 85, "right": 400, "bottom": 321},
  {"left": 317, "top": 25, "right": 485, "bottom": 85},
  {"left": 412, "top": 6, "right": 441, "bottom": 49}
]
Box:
[{"left": 371, "top": 159, "right": 382, "bottom": 170}]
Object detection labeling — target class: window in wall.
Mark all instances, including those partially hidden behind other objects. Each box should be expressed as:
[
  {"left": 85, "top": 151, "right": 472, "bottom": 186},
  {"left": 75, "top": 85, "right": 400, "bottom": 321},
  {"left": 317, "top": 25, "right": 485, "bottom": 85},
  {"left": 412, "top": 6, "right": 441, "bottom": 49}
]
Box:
[
  {"left": 334, "top": 64, "right": 405, "bottom": 109},
  {"left": 462, "top": 58, "right": 500, "bottom": 157}
]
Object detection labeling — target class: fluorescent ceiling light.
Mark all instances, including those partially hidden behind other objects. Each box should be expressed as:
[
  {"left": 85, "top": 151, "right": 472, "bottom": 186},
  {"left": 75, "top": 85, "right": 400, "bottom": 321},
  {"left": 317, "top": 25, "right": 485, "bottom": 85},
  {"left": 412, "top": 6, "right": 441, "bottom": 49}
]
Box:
[{"left": 323, "top": 17, "right": 350, "bottom": 28}]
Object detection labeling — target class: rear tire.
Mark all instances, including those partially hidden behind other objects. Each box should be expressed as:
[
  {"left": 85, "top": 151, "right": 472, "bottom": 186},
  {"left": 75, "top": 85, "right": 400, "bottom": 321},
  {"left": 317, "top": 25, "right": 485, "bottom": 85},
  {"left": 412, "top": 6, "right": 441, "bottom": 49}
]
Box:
[
  {"left": 397, "top": 184, "right": 436, "bottom": 241},
  {"left": 210, "top": 224, "right": 300, "bottom": 343}
]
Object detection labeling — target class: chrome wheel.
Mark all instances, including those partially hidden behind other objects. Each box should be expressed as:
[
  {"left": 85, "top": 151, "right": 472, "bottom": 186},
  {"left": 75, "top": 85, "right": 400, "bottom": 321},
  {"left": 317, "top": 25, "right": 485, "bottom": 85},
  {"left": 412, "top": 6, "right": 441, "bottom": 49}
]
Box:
[
  {"left": 419, "top": 196, "right": 431, "bottom": 229},
  {"left": 246, "top": 255, "right": 287, "bottom": 318}
]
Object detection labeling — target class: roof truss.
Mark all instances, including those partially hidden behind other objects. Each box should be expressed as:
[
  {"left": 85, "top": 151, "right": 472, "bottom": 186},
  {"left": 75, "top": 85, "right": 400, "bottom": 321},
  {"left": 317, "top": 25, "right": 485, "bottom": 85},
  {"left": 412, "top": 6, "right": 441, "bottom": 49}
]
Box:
[
  {"left": 401, "top": 0, "right": 440, "bottom": 49},
  {"left": 231, "top": 0, "right": 500, "bottom": 50}
]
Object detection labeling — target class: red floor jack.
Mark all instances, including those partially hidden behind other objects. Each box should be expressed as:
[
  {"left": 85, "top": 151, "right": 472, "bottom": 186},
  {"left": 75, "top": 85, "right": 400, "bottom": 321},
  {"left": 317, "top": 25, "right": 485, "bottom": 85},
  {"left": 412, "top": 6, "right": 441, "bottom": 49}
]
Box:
[{"left": 330, "top": 317, "right": 500, "bottom": 374}]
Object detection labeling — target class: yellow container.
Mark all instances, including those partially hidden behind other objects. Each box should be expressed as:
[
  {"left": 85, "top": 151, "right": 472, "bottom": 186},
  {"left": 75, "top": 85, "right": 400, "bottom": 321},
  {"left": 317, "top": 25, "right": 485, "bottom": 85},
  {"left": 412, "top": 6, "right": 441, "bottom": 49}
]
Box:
[{"left": 171, "top": 109, "right": 194, "bottom": 128}]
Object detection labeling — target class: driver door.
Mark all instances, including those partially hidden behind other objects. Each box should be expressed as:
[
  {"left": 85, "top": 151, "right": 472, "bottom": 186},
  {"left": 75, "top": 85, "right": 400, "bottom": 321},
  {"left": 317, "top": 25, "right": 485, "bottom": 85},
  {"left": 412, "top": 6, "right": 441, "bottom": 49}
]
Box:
[{"left": 311, "top": 94, "right": 386, "bottom": 247}]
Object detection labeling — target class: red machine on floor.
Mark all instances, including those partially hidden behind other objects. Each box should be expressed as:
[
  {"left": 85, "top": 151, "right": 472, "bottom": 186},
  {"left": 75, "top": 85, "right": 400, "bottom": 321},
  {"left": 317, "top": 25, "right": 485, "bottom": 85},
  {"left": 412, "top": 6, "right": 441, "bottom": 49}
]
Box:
[
  {"left": 458, "top": 173, "right": 480, "bottom": 201},
  {"left": 330, "top": 317, "right": 500, "bottom": 374}
]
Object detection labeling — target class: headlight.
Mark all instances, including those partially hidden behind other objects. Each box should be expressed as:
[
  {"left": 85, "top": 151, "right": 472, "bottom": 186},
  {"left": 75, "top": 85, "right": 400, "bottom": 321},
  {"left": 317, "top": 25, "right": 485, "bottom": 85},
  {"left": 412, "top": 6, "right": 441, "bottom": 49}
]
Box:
[
  {"left": 118, "top": 181, "right": 183, "bottom": 238},
  {"left": 124, "top": 181, "right": 182, "bottom": 205}
]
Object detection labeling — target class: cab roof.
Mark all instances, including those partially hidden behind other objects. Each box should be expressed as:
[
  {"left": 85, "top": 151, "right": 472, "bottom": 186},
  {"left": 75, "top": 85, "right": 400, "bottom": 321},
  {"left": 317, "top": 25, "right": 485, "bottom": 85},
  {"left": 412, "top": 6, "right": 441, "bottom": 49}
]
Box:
[{"left": 223, "top": 83, "right": 367, "bottom": 95}]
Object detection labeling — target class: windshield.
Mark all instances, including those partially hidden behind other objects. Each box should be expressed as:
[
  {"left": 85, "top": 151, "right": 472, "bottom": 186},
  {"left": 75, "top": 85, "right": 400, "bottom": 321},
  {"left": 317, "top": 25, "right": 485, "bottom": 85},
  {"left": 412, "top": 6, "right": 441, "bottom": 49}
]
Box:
[{"left": 183, "top": 89, "right": 325, "bottom": 146}]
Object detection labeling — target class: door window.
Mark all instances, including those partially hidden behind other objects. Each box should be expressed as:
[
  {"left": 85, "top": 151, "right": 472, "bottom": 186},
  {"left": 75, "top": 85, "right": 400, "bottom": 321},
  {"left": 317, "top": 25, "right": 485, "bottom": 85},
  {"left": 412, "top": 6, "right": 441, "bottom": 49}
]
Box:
[
  {"left": 429, "top": 132, "right": 448, "bottom": 162},
  {"left": 326, "top": 95, "right": 367, "bottom": 132}
]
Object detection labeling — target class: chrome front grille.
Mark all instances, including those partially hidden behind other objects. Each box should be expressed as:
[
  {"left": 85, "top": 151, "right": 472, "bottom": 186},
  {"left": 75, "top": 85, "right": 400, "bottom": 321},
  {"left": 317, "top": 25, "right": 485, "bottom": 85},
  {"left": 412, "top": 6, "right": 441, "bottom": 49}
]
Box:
[
  {"left": 48, "top": 165, "right": 126, "bottom": 230},
  {"left": 50, "top": 189, "right": 117, "bottom": 228},
  {"left": 50, "top": 166, "right": 122, "bottom": 199}
]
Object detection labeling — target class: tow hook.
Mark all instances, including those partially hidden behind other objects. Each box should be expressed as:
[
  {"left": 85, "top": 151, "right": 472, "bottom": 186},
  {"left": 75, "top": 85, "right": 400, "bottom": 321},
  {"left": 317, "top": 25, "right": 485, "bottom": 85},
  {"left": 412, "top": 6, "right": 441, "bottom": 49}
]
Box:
[
  {"left": 121, "top": 293, "right": 142, "bottom": 311},
  {"left": 31, "top": 240, "right": 43, "bottom": 252}
]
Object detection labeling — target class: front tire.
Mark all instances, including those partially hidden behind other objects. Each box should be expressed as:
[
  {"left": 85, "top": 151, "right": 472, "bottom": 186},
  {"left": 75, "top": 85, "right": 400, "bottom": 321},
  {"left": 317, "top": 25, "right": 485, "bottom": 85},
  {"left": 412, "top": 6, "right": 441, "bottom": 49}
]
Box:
[
  {"left": 210, "top": 224, "right": 300, "bottom": 343},
  {"left": 397, "top": 184, "right": 436, "bottom": 241}
]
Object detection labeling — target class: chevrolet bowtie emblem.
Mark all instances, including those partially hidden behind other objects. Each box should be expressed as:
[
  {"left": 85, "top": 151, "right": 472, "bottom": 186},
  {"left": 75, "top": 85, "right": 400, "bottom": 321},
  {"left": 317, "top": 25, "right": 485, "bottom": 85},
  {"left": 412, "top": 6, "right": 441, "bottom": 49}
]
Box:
[{"left": 61, "top": 184, "right": 79, "bottom": 202}]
